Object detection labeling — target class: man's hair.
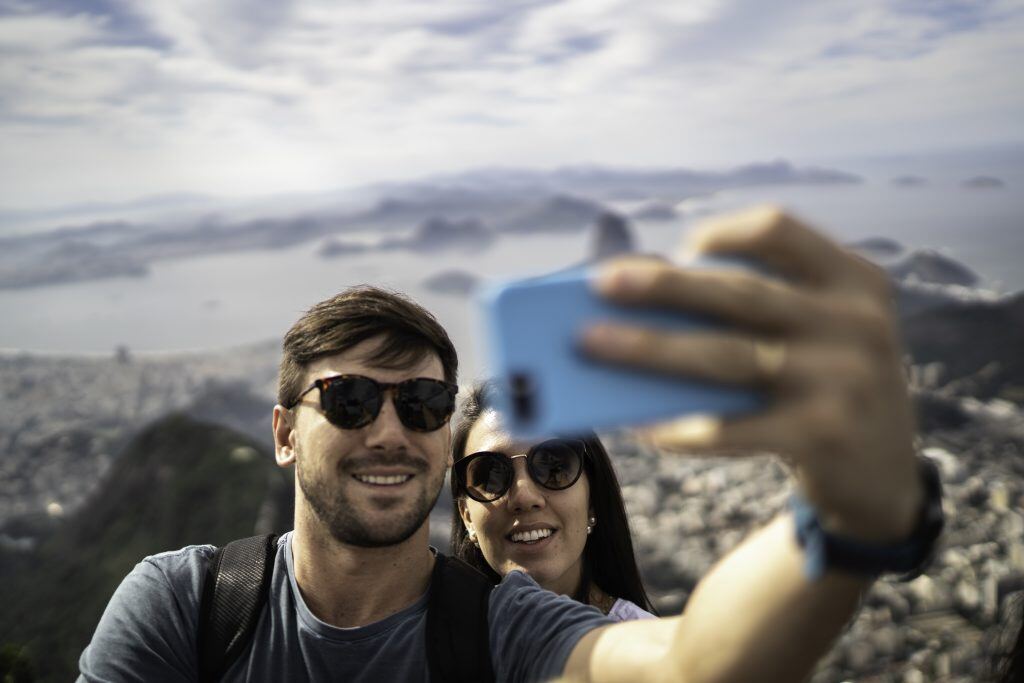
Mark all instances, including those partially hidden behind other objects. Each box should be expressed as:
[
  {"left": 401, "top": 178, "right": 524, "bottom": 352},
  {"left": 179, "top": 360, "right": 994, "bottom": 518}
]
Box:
[
  {"left": 448, "top": 382, "right": 656, "bottom": 614},
  {"left": 277, "top": 285, "right": 458, "bottom": 408}
]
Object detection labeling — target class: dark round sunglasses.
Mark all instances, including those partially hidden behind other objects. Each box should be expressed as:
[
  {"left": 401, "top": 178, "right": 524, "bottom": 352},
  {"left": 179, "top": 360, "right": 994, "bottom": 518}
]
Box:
[
  {"left": 453, "top": 438, "right": 587, "bottom": 503},
  {"left": 291, "top": 375, "right": 458, "bottom": 432}
]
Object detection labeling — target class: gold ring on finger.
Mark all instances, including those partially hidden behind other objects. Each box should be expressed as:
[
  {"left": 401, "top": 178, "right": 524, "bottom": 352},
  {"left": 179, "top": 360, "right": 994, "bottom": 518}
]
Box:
[{"left": 752, "top": 340, "right": 787, "bottom": 381}]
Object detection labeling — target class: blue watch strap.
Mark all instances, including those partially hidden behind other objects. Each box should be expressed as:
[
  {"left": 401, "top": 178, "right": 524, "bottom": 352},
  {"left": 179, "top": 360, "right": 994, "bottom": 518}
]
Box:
[{"left": 790, "top": 457, "right": 944, "bottom": 581}]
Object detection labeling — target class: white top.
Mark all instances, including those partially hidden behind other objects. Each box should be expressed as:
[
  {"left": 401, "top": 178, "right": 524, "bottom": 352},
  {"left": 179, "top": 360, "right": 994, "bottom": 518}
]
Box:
[{"left": 608, "top": 598, "right": 657, "bottom": 621}]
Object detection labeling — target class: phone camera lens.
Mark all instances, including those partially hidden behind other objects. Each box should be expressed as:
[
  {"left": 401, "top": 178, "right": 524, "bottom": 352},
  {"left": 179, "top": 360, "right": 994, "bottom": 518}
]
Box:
[{"left": 510, "top": 372, "right": 535, "bottom": 424}]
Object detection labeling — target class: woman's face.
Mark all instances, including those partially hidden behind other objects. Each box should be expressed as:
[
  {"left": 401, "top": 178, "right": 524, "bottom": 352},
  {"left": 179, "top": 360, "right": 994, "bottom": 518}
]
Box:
[{"left": 458, "top": 410, "right": 592, "bottom": 596}]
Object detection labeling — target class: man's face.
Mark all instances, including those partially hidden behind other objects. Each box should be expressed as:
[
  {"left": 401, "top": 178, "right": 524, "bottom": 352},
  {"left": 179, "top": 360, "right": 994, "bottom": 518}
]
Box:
[{"left": 278, "top": 336, "right": 452, "bottom": 547}]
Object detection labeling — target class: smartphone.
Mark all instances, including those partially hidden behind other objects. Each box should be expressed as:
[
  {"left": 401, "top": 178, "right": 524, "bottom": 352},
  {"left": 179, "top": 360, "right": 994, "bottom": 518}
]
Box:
[{"left": 477, "top": 261, "right": 764, "bottom": 438}]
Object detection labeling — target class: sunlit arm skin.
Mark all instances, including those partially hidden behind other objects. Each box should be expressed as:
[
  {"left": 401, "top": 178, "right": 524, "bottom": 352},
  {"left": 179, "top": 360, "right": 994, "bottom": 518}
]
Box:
[
  {"left": 561, "top": 206, "right": 924, "bottom": 682},
  {"left": 563, "top": 514, "right": 867, "bottom": 683}
]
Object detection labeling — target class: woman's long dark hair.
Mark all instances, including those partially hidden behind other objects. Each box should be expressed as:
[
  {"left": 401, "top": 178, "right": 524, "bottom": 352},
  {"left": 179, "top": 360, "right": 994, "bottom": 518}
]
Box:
[
  {"left": 993, "top": 594, "right": 1024, "bottom": 682},
  {"left": 448, "top": 382, "right": 656, "bottom": 614}
]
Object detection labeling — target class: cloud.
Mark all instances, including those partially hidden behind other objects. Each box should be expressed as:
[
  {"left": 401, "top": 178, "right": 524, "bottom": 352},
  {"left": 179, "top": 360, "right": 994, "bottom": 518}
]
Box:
[{"left": 0, "top": 0, "right": 1022, "bottom": 208}]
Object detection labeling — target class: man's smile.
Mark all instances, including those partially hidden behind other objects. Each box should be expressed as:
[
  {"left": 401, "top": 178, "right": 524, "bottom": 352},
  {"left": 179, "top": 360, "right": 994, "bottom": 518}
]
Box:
[{"left": 352, "top": 473, "right": 414, "bottom": 486}]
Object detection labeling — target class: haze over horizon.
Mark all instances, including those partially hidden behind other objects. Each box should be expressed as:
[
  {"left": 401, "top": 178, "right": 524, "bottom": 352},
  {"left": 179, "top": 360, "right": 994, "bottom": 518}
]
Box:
[{"left": 2, "top": 0, "right": 1023, "bottom": 211}]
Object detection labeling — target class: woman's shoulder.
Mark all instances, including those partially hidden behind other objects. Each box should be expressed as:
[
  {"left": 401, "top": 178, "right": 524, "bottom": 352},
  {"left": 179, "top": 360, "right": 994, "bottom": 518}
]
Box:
[{"left": 607, "top": 598, "right": 657, "bottom": 621}]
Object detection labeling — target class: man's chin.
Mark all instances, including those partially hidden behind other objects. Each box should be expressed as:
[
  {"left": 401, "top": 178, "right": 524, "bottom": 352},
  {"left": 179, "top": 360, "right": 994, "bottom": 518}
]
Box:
[
  {"left": 323, "top": 500, "right": 431, "bottom": 548},
  {"left": 332, "top": 516, "right": 427, "bottom": 548}
]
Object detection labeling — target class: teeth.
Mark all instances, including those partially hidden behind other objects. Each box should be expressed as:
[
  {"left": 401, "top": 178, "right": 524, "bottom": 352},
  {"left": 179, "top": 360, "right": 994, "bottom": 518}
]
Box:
[
  {"left": 510, "top": 528, "right": 554, "bottom": 543},
  {"left": 355, "top": 474, "right": 412, "bottom": 485}
]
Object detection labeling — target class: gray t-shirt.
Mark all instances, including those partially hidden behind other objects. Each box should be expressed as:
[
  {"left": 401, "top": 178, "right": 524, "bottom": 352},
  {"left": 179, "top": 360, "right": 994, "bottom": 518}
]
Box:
[{"left": 78, "top": 532, "right": 613, "bottom": 682}]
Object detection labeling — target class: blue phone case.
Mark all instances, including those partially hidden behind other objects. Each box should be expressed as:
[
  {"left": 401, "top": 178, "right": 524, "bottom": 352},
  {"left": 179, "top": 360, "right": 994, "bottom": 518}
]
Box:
[{"left": 478, "top": 264, "right": 764, "bottom": 438}]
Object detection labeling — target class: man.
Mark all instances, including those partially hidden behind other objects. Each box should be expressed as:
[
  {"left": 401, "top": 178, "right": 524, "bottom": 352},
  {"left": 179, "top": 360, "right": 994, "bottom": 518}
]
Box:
[{"left": 79, "top": 207, "right": 937, "bottom": 682}]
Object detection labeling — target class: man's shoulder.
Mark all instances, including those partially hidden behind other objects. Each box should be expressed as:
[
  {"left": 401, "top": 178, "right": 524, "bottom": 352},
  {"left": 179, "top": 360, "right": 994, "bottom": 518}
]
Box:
[
  {"left": 135, "top": 533, "right": 290, "bottom": 598},
  {"left": 136, "top": 543, "right": 217, "bottom": 586},
  {"left": 490, "top": 570, "right": 610, "bottom": 619},
  {"left": 144, "top": 543, "right": 217, "bottom": 565},
  {"left": 489, "top": 568, "right": 542, "bottom": 600},
  {"left": 77, "top": 544, "right": 220, "bottom": 681},
  {"left": 488, "top": 571, "right": 613, "bottom": 683}
]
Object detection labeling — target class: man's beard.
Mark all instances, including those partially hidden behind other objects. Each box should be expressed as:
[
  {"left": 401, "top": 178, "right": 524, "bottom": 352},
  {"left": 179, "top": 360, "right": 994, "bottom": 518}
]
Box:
[{"left": 296, "top": 450, "right": 444, "bottom": 548}]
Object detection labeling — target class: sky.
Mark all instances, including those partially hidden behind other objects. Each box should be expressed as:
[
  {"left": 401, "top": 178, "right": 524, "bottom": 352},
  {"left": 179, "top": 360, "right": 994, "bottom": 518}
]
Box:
[{"left": 1, "top": 0, "right": 1023, "bottom": 210}]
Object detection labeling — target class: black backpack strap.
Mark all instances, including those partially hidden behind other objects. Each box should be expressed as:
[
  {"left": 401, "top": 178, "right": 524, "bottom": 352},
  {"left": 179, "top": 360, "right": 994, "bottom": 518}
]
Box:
[
  {"left": 197, "top": 534, "right": 279, "bottom": 683},
  {"left": 426, "top": 554, "right": 495, "bottom": 683}
]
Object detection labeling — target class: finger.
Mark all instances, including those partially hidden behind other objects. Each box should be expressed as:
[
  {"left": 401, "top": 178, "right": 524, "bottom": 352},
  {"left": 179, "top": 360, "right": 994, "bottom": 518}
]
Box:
[
  {"left": 686, "top": 205, "right": 864, "bottom": 289},
  {"left": 580, "top": 324, "right": 802, "bottom": 388},
  {"left": 640, "top": 405, "right": 804, "bottom": 456},
  {"left": 595, "top": 258, "right": 902, "bottom": 362},
  {"left": 593, "top": 258, "right": 821, "bottom": 335}
]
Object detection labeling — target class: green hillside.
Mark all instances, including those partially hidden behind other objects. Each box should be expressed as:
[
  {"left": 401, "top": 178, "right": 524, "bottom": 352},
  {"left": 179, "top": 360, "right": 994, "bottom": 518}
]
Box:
[{"left": 0, "top": 413, "right": 294, "bottom": 682}]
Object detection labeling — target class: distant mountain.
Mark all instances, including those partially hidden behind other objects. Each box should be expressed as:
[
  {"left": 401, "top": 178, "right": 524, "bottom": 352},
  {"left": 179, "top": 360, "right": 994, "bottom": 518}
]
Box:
[
  {"left": 848, "top": 236, "right": 906, "bottom": 261},
  {"left": 869, "top": 247, "right": 1003, "bottom": 318},
  {"left": 356, "top": 188, "right": 527, "bottom": 229},
  {"left": 446, "top": 160, "right": 861, "bottom": 199},
  {"left": 888, "top": 250, "right": 979, "bottom": 287},
  {"left": 848, "top": 246, "right": 1022, "bottom": 399},
  {"left": 893, "top": 280, "right": 1003, "bottom": 318},
  {"left": 630, "top": 202, "right": 679, "bottom": 221},
  {"left": 725, "top": 160, "right": 860, "bottom": 186},
  {"left": 319, "top": 237, "right": 372, "bottom": 257},
  {"left": 0, "top": 160, "right": 863, "bottom": 290},
  {"left": 900, "top": 291, "right": 1024, "bottom": 401},
  {"left": 892, "top": 175, "right": 929, "bottom": 187},
  {"left": 0, "top": 246, "right": 149, "bottom": 289},
  {"left": 0, "top": 213, "right": 342, "bottom": 289},
  {"left": 382, "top": 216, "right": 495, "bottom": 252},
  {"left": 498, "top": 194, "right": 607, "bottom": 233},
  {"left": 962, "top": 176, "right": 1006, "bottom": 189},
  {"left": 183, "top": 381, "right": 277, "bottom": 450},
  {"left": 422, "top": 270, "right": 479, "bottom": 296},
  {"left": 320, "top": 216, "right": 496, "bottom": 260},
  {"left": 0, "top": 193, "right": 217, "bottom": 230},
  {"left": 0, "top": 414, "right": 293, "bottom": 682},
  {"left": 0, "top": 219, "right": 143, "bottom": 249}
]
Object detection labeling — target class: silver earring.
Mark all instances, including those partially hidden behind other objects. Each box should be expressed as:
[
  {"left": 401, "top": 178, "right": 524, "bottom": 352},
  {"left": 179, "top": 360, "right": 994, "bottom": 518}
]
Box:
[
  {"left": 586, "top": 516, "right": 596, "bottom": 535},
  {"left": 467, "top": 528, "right": 478, "bottom": 545}
]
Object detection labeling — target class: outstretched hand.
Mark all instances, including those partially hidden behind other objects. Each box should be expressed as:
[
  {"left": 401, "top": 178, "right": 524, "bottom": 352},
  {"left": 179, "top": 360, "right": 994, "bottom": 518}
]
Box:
[{"left": 582, "top": 206, "right": 923, "bottom": 542}]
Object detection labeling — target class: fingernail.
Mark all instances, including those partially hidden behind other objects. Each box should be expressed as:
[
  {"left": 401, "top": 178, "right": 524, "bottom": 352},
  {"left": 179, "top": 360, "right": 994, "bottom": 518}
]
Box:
[
  {"left": 596, "top": 263, "right": 650, "bottom": 295},
  {"left": 580, "top": 323, "right": 631, "bottom": 351},
  {"left": 648, "top": 415, "right": 721, "bottom": 449}
]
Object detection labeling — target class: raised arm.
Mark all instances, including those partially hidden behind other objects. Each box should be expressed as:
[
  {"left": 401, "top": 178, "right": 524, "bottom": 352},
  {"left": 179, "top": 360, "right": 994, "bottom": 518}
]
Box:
[{"left": 563, "top": 206, "right": 928, "bottom": 683}]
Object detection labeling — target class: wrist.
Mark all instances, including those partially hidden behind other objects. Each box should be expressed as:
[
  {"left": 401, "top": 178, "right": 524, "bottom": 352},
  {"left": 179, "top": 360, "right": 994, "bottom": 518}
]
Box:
[
  {"left": 819, "top": 480, "right": 925, "bottom": 543},
  {"left": 790, "top": 457, "right": 944, "bottom": 581},
  {"left": 798, "top": 445, "right": 925, "bottom": 543}
]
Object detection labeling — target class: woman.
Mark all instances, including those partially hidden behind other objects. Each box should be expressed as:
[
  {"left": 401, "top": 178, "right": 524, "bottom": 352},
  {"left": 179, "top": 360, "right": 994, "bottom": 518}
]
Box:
[{"left": 449, "top": 383, "right": 655, "bottom": 620}]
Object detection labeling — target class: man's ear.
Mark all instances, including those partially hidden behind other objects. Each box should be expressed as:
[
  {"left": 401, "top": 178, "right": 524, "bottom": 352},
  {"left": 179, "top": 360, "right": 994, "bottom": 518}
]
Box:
[{"left": 273, "top": 405, "right": 296, "bottom": 467}]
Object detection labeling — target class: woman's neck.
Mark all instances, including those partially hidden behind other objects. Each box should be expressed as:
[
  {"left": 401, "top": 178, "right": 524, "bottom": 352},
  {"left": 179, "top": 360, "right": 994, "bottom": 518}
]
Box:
[{"left": 587, "top": 582, "right": 617, "bottom": 615}]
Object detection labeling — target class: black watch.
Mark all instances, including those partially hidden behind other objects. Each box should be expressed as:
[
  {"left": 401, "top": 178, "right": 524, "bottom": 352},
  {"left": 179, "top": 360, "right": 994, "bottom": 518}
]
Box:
[{"left": 789, "top": 457, "right": 944, "bottom": 581}]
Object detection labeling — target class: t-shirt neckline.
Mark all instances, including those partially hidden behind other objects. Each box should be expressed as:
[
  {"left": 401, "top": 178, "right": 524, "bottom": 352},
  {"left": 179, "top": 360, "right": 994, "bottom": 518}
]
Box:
[{"left": 282, "top": 531, "right": 432, "bottom": 643}]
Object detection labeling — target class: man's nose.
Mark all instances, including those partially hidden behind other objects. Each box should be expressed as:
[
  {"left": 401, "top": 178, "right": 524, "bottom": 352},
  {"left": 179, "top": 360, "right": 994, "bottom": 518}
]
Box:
[
  {"left": 506, "top": 458, "right": 545, "bottom": 512},
  {"left": 363, "top": 392, "right": 411, "bottom": 451}
]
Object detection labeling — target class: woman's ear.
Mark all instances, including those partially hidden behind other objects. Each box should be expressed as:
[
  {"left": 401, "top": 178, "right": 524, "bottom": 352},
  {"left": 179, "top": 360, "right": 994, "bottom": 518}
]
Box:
[
  {"left": 457, "top": 497, "right": 473, "bottom": 531},
  {"left": 458, "top": 498, "right": 483, "bottom": 545}
]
